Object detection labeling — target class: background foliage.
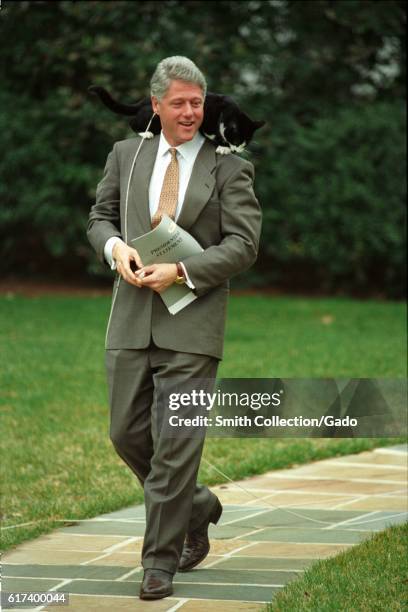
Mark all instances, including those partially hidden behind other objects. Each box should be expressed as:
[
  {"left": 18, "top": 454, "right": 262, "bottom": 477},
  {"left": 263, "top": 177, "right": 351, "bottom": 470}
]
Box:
[{"left": 1, "top": 0, "right": 406, "bottom": 296}]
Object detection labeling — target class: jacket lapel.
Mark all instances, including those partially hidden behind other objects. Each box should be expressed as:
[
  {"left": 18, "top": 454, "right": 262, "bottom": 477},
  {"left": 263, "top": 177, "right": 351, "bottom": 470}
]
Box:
[
  {"left": 128, "top": 135, "right": 160, "bottom": 235},
  {"left": 177, "top": 138, "right": 217, "bottom": 230}
]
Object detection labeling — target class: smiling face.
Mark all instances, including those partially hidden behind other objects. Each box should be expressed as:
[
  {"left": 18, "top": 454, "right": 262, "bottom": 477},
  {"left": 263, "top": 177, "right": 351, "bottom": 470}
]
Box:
[{"left": 151, "top": 79, "right": 205, "bottom": 146}]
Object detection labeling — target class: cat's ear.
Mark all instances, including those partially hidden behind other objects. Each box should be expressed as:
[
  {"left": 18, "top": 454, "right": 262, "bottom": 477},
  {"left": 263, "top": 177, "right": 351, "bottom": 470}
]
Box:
[{"left": 254, "top": 120, "right": 266, "bottom": 129}]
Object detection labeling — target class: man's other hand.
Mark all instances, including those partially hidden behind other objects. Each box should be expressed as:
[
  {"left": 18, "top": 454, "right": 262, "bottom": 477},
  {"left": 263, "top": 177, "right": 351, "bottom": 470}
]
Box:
[
  {"left": 113, "top": 242, "right": 144, "bottom": 287},
  {"left": 139, "top": 264, "right": 178, "bottom": 293}
]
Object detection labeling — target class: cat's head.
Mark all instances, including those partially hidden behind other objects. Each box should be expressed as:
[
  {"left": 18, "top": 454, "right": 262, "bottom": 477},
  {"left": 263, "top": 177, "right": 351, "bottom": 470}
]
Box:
[{"left": 219, "top": 111, "right": 265, "bottom": 152}]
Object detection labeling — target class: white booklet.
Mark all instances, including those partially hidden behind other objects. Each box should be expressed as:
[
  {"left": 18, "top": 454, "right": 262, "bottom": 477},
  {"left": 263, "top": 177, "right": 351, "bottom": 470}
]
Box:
[{"left": 130, "top": 215, "right": 204, "bottom": 315}]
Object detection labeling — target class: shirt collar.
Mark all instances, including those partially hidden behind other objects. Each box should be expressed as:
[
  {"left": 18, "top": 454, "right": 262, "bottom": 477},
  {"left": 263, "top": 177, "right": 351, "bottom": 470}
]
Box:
[{"left": 158, "top": 129, "right": 205, "bottom": 162}]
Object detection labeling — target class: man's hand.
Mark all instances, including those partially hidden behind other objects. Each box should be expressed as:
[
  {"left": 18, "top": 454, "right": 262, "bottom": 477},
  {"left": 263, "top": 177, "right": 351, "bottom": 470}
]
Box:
[
  {"left": 113, "top": 241, "right": 144, "bottom": 287},
  {"left": 139, "top": 263, "right": 178, "bottom": 293}
]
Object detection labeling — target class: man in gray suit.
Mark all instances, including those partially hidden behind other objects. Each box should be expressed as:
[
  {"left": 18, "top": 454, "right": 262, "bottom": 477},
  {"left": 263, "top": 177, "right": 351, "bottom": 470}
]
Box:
[{"left": 87, "top": 56, "right": 261, "bottom": 600}]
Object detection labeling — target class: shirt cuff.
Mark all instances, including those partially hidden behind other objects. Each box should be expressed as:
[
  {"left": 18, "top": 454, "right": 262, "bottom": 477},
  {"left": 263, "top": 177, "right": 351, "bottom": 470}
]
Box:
[
  {"left": 180, "top": 262, "right": 195, "bottom": 289},
  {"left": 104, "top": 237, "right": 124, "bottom": 270}
]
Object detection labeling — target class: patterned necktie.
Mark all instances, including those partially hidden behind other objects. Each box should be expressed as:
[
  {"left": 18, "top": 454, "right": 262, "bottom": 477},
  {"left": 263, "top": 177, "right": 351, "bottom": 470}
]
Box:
[{"left": 151, "top": 147, "right": 179, "bottom": 228}]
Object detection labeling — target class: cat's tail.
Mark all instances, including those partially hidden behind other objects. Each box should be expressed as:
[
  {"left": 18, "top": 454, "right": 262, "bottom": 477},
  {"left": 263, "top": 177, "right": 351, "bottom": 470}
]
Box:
[{"left": 88, "top": 85, "right": 144, "bottom": 115}]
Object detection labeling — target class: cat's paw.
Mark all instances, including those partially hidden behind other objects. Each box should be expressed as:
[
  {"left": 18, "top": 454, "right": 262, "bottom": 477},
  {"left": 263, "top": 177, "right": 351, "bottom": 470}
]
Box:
[
  {"left": 216, "top": 145, "right": 232, "bottom": 155},
  {"left": 138, "top": 131, "right": 154, "bottom": 139},
  {"left": 230, "top": 143, "right": 246, "bottom": 153}
]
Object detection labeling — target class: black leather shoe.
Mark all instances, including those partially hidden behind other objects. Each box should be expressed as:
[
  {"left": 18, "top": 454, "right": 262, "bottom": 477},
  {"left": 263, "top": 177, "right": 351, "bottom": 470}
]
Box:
[
  {"left": 178, "top": 498, "right": 223, "bottom": 572},
  {"left": 139, "top": 568, "right": 174, "bottom": 600}
]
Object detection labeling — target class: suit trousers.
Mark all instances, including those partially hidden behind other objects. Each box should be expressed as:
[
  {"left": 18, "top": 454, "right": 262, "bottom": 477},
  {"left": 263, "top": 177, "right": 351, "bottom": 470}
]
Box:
[{"left": 105, "top": 343, "right": 219, "bottom": 574}]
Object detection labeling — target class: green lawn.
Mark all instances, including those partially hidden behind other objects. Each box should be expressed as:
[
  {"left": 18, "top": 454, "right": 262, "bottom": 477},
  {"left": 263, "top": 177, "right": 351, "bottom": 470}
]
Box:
[
  {"left": 266, "top": 522, "right": 408, "bottom": 612},
  {"left": 1, "top": 293, "right": 406, "bottom": 552}
]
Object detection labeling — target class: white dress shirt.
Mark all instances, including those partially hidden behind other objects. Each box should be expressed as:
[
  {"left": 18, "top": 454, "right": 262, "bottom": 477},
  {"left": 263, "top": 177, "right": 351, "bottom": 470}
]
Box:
[{"left": 104, "top": 129, "right": 206, "bottom": 288}]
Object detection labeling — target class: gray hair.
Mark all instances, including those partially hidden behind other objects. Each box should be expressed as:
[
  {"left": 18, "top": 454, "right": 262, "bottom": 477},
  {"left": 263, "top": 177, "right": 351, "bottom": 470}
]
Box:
[{"left": 150, "top": 56, "right": 207, "bottom": 101}]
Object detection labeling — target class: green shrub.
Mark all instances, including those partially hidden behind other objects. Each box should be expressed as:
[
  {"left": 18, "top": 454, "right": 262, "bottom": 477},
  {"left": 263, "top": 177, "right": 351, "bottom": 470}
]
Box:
[{"left": 256, "top": 101, "right": 406, "bottom": 297}]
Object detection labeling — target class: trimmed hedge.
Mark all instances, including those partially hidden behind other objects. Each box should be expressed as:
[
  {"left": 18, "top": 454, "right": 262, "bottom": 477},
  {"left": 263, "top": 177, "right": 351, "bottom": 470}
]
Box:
[{"left": 254, "top": 101, "right": 406, "bottom": 298}]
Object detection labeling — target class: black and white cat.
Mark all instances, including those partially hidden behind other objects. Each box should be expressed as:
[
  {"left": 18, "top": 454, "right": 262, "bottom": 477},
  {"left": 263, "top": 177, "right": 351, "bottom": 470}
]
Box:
[{"left": 88, "top": 85, "right": 265, "bottom": 155}]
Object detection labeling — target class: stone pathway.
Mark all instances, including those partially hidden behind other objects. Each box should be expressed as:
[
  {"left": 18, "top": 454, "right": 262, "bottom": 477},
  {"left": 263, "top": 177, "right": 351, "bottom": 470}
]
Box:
[{"left": 2, "top": 444, "right": 407, "bottom": 611}]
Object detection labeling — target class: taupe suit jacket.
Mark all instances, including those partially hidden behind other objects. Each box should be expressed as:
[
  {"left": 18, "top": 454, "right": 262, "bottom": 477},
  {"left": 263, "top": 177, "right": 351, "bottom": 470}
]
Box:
[{"left": 87, "top": 135, "right": 262, "bottom": 360}]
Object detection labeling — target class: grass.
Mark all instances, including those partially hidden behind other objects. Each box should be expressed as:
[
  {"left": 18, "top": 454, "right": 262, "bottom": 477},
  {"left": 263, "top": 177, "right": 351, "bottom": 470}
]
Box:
[
  {"left": 266, "top": 522, "right": 408, "bottom": 611},
  {"left": 1, "top": 293, "right": 406, "bottom": 552},
  {"left": 224, "top": 294, "right": 406, "bottom": 377}
]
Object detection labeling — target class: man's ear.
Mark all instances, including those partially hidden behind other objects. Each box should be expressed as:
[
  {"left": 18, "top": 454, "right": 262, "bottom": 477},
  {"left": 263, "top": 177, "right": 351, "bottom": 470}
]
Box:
[{"left": 151, "top": 96, "right": 159, "bottom": 114}]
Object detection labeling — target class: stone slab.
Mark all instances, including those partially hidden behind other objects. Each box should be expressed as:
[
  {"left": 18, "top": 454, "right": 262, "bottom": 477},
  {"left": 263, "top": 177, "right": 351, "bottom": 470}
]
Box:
[
  {"left": 213, "top": 556, "right": 313, "bottom": 570},
  {"left": 218, "top": 507, "right": 271, "bottom": 523},
  {"left": 59, "top": 521, "right": 146, "bottom": 536},
  {"left": 212, "top": 526, "right": 266, "bottom": 539},
  {"left": 2, "top": 564, "right": 130, "bottom": 580},
  {"left": 231, "top": 476, "right": 283, "bottom": 489},
  {"left": 199, "top": 539, "right": 253, "bottom": 555},
  {"left": 243, "top": 478, "right": 404, "bottom": 495},
  {"left": 244, "top": 528, "right": 370, "bottom": 544},
  {"left": 211, "top": 489, "right": 261, "bottom": 504},
  {"left": 6, "top": 533, "right": 129, "bottom": 552},
  {"left": 241, "top": 542, "right": 352, "bottom": 559},
  {"left": 338, "top": 496, "right": 407, "bottom": 511},
  {"left": 87, "top": 552, "right": 142, "bottom": 567},
  {"left": 97, "top": 506, "right": 147, "bottom": 520},
  {"left": 1, "top": 576, "right": 63, "bottom": 594},
  {"left": 289, "top": 465, "right": 406, "bottom": 481},
  {"left": 336, "top": 451, "right": 407, "bottom": 466},
  {"left": 1, "top": 549, "right": 107, "bottom": 565},
  {"left": 237, "top": 492, "right": 355, "bottom": 510},
  {"left": 89, "top": 539, "right": 143, "bottom": 554}
]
